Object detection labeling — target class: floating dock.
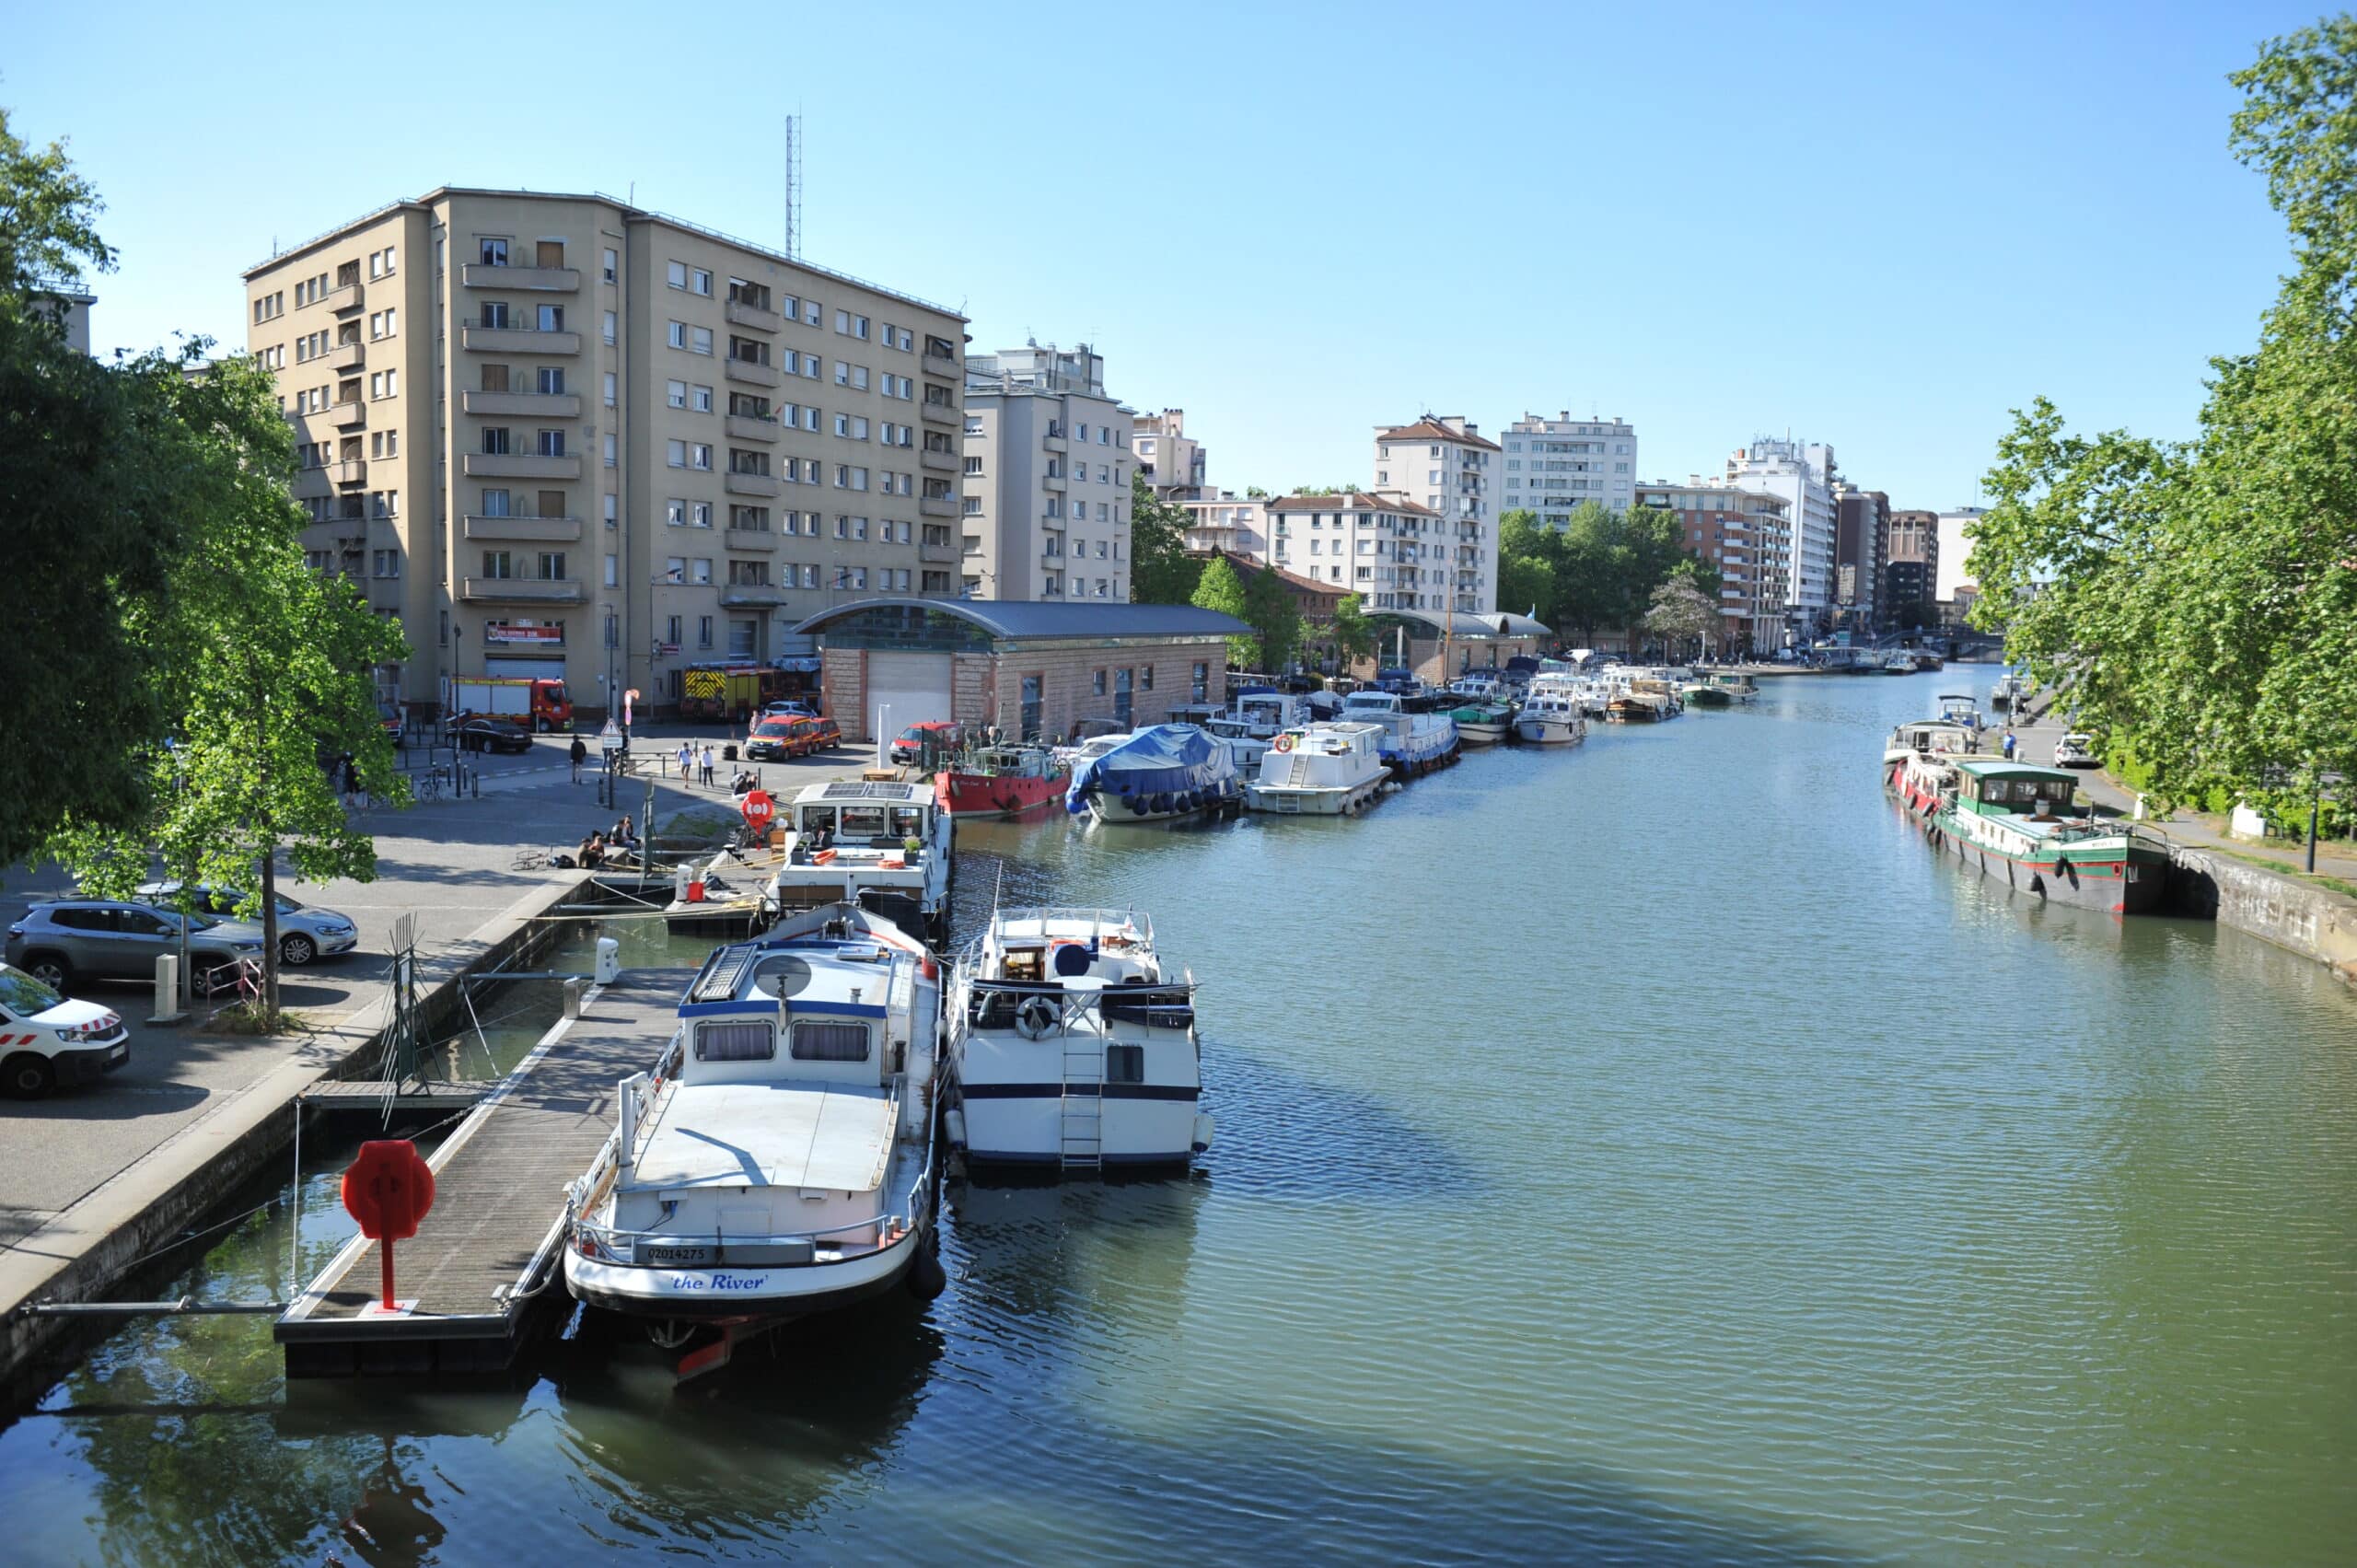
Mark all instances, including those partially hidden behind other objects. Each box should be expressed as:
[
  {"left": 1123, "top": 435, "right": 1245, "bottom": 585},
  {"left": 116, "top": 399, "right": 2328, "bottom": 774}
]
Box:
[{"left": 273, "top": 970, "right": 692, "bottom": 1377}]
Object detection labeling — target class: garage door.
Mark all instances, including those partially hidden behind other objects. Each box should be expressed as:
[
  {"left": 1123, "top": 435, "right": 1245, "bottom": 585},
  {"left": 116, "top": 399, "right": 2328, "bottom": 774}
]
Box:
[
  {"left": 864, "top": 650, "right": 953, "bottom": 738},
  {"left": 484, "top": 656, "right": 564, "bottom": 680}
]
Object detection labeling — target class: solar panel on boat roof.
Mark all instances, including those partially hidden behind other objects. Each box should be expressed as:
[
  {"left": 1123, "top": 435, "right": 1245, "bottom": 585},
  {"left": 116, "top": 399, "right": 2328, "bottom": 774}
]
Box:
[{"left": 818, "top": 781, "right": 916, "bottom": 800}]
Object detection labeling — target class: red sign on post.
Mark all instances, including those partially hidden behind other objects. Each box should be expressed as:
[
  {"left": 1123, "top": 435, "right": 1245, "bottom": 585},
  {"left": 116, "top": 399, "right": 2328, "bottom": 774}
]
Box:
[
  {"left": 342, "top": 1139, "right": 436, "bottom": 1312},
  {"left": 741, "top": 789, "right": 775, "bottom": 836}
]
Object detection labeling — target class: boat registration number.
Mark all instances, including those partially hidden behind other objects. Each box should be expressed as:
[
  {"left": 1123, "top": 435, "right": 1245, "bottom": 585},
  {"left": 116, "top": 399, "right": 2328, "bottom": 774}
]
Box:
[{"left": 641, "top": 1243, "right": 714, "bottom": 1266}]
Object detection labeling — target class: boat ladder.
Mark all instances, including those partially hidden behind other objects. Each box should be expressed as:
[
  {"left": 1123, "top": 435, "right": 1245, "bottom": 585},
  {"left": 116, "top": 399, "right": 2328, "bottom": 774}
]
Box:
[{"left": 1059, "top": 1033, "right": 1103, "bottom": 1171}]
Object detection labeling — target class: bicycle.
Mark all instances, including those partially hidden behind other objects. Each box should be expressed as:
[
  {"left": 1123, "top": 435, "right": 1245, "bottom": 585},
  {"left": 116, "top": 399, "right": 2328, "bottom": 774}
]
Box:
[{"left": 415, "top": 770, "right": 445, "bottom": 803}]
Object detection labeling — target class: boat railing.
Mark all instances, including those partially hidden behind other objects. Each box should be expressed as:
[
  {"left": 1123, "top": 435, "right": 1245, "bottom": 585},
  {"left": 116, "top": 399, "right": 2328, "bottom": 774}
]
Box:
[
  {"left": 983, "top": 905, "right": 1153, "bottom": 947},
  {"left": 958, "top": 972, "right": 1198, "bottom": 1033}
]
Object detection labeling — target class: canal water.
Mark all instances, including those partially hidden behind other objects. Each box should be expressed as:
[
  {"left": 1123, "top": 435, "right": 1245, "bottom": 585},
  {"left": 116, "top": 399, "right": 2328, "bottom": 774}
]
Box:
[{"left": 4, "top": 673, "right": 2352, "bottom": 1564}]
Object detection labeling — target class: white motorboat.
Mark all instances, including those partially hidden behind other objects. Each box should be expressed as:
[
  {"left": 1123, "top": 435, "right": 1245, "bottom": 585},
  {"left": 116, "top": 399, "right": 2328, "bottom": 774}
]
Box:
[
  {"left": 760, "top": 780, "right": 953, "bottom": 943},
  {"left": 1513, "top": 677, "right": 1589, "bottom": 745},
  {"left": 1991, "top": 672, "right": 2026, "bottom": 710},
  {"left": 1338, "top": 689, "right": 1459, "bottom": 774},
  {"left": 945, "top": 907, "right": 1210, "bottom": 1172},
  {"left": 1246, "top": 721, "right": 1389, "bottom": 814},
  {"left": 563, "top": 902, "right": 944, "bottom": 1373},
  {"left": 1883, "top": 718, "right": 1982, "bottom": 767}
]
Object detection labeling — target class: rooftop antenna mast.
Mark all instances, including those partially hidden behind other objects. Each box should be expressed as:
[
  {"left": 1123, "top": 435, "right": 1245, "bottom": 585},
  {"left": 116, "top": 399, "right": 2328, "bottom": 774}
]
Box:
[{"left": 784, "top": 112, "right": 804, "bottom": 260}]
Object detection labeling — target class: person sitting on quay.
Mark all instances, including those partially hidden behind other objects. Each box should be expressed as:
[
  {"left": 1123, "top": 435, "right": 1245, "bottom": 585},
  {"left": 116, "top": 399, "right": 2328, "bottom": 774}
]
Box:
[{"left": 577, "top": 832, "right": 607, "bottom": 870}]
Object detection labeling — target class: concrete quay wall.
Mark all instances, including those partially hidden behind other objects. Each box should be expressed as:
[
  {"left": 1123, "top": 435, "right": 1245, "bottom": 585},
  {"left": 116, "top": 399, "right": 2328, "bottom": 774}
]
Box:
[{"left": 2168, "top": 848, "right": 2357, "bottom": 987}]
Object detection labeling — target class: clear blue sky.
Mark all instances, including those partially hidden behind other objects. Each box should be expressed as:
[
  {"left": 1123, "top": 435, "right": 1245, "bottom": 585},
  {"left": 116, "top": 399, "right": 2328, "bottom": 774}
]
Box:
[{"left": 4, "top": 0, "right": 2319, "bottom": 510}]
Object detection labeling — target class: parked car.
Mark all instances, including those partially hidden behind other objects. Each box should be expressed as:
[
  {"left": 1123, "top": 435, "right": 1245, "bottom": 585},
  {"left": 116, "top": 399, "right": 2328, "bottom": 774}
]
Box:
[
  {"left": 135, "top": 881, "right": 360, "bottom": 966},
  {"left": 2053, "top": 732, "right": 2100, "bottom": 769},
  {"left": 761, "top": 699, "right": 819, "bottom": 718},
  {"left": 745, "top": 714, "right": 804, "bottom": 761},
  {"left": 4, "top": 899, "right": 265, "bottom": 993},
  {"left": 456, "top": 717, "right": 534, "bottom": 754},
  {"left": 789, "top": 714, "right": 841, "bottom": 754},
  {"left": 888, "top": 721, "right": 962, "bottom": 764},
  {"left": 0, "top": 962, "right": 130, "bottom": 1098}
]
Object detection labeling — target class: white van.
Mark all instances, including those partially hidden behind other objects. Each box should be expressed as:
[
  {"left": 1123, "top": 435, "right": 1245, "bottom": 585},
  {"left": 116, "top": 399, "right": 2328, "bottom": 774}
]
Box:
[{"left": 0, "top": 963, "right": 129, "bottom": 1098}]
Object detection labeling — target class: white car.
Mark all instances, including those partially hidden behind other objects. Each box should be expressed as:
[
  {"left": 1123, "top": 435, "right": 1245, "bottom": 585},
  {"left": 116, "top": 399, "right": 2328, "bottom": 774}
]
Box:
[
  {"left": 2053, "top": 733, "right": 2100, "bottom": 769},
  {"left": 0, "top": 962, "right": 129, "bottom": 1098}
]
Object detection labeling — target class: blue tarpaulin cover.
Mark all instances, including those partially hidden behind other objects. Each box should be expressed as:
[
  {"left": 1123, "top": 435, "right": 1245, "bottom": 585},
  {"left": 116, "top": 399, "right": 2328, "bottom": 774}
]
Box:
[{"left": 1065, "top": 725, "right": 1234, "bottom": 814}]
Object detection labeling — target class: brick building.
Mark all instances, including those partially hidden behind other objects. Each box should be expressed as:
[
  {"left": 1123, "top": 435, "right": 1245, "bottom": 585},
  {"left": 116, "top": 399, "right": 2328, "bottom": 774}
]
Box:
[{"left": 795, "top": 598, "right": 1248, "bottom": 742}]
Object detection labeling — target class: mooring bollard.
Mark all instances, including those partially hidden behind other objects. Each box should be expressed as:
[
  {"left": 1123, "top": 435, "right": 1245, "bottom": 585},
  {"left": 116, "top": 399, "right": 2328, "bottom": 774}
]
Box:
[{"left": 563, "top": 977, "right": 586, "bottom": 1019}]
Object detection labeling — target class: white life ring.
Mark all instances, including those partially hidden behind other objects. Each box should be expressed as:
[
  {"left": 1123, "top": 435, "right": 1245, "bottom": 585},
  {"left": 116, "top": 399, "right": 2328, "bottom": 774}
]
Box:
[{"left": 1015, "top": 993, "right": 1060, "bottom": 1040}]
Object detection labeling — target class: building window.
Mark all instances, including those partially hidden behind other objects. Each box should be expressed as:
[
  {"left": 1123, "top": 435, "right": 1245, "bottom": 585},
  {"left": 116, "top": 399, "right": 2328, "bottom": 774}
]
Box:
[
  {"left": 1191, "top": 662, "right": 1209, "bottom": 702},
  {"left": 602, "top": 248, "right": 618, "bottom": 284},
  {"left": 480, "top": 238, "right": 509, "bottom": 266}
]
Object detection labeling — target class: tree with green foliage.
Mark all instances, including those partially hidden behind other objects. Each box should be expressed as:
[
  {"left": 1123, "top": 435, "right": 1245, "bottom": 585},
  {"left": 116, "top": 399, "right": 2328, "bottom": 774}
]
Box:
[
  {"left": 47, "top": 354, "right": 410, "bottom": 1022},
  {"left": 1329, "top": 592, "right": 1377, "bottom": 674},
  {"left": 1970, "top": 18, "right": 2357, "bottom": 817},
  {"left": 0, "top": 110, "right": 188, "bottom": 867},
  {"left": 1242, "top": 566, "right": 1303, "bottom": 672},
  {"left": 1190, "top": 554, "right": 1260, "bottom": 668},
  {"left": 1669, "top": 554, "right": 1724, "bottom": 600},
  {"left": 1127, "top": 470, "right": 1202, "bottom": 605},
  {"left": 1494, "top": 510, "right": 1561, "bottom": 625}
]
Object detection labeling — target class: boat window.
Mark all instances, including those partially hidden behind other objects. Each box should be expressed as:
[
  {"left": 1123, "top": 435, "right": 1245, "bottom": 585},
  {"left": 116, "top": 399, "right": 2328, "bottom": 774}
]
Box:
[
  {"left": 839, "top": 806, "right": 888, "bottom": 838},
  {"left": 800, "top": 806, "right": 837, "bottom": 836},
  {"left": 1106, "top": 1044, "right": 1145, "bottom": 1084},
  {"left": 696, "top": 1021, "right": 774, "bottom": 1062},
  {"left": 888, "top": 807, "right": 925, "bottom": 839},
  {"left": 791, "top": 1020, "right": 870, "bottom": 1062}
]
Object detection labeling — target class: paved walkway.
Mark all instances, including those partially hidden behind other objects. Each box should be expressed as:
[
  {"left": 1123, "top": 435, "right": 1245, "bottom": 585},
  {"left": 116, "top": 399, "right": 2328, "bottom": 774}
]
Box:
[{"left": 0, "top": 740, "right": 888, "bottom": 1319}]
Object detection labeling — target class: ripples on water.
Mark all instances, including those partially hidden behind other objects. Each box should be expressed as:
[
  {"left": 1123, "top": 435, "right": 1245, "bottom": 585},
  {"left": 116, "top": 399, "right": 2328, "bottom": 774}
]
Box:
[{"left": 4, "top": 675, "right": 2354, "bottom": 1565}]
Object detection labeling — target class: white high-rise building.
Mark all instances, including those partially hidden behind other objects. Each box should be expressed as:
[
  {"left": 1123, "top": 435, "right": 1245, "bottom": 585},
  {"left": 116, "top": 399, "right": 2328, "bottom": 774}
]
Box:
[
  {"left": 1721, "top": 437, "right": 1839, "bottom": 631},
  {"left": 1371, "top": 416, "right": 1497, "bottom": 612},
  {"left": 1934, "top": 506, "right": 1986, "bottom": 601},
  {"left": 1499, "top": 412, "right": 1638, "bottom": 526},
  {"left": 961, "top": 343, "right": 1133, "bottom": 601}
]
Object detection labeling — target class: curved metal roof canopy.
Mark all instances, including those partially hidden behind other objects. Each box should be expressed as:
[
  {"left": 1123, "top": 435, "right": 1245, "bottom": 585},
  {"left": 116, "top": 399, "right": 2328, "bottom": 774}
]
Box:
[
  {"left": 1370, "top": 608, "right": 1552, "bottom": 640},
  {"left": 792, "top": 596, "right": 1251, "bottom": 640}
]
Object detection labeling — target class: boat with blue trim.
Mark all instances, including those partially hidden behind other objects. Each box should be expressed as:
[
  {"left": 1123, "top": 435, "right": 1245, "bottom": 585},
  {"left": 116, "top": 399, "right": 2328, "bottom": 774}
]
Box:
[
  {"left": 945, "top": 906, "right": 1211, "bottom": 1172},
  {"left": 563, "top": 901, "right": 945, "bottom": 1373},
  {"left": 1338, "top": 689, "right": 1460, "bottom": 774},
  {"left": 1064, "top": 724, "right": 1243, "bottom": 823}
]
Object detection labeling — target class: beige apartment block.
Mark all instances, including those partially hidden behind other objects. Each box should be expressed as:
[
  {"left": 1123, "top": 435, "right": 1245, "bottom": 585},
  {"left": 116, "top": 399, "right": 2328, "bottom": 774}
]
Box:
[
  {"left": 1263, "top": 491, "right": 1446, "bottom": 610},
  {"left": 1132, "top": 408, "right": 1207, "bottom": 501},
  {"left": 1180, "top": 490, "right": 1272, "bottom": 561},
  {"left": 1371, "top": 417, "right": 1498, "bottom": 614},
  {"left": 960, "top": 343, "right": 1133, "bottom": 602},
  {"left": 241, "top": 187, "right": 965, "bottom": 720}
]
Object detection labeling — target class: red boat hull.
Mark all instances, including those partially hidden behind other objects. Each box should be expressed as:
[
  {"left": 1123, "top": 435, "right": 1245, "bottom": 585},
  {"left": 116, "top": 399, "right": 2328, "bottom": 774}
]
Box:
[{"left": 935, "top": 767, "right": 1070, "bottom": 818}]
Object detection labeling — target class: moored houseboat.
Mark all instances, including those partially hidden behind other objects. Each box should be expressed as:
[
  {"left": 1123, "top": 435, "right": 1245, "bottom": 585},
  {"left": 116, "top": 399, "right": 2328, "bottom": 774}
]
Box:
[
  {"left": 1339, "top": 689, "right": 1460, "bottom": 773},
  {"left": 760, "top": 781, "right": 953, "bottom": 942},
  {"left": 1065, "top": 725, "right": 1242, "bottom": 824},
  {"left": 1895, "top": 756, "right": 2168, "bottom": 913},
  {"left": 1246, "top": 721, "right": 1390, "bottom": 814},
  {"left": 935, "top": 743, "right": 1070, "bottom": 819}
]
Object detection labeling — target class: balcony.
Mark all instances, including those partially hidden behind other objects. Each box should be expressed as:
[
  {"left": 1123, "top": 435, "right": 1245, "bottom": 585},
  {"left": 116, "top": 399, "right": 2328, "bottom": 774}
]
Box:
[
  {"left": 921, "top": 397, "right": 958, "bottom": 427},
  {"left": 725, "top": 298, "right": 780, "bottom": 332},
  {"left": 329, "top": 341, "right": 366, "bottom": 373},
  {"left": 324, "top": 281, "right": 364, "bottom": 316},
  {"left": 461, "top": 452, "right": 582, "bottom": 480},
  {"left": 329, "top": 400, "right": 366, "bottom": 430},
  {"left": 920, "top": 494, "right": 957, "bottom": 518},
  {"left": 461, "top": 576, "right": 586, "bottom": 604},
  {"left": 724, "top": 526, "right": 776, "bottom": 552},
  {"left": 724, "top": 470, "right": 780, "bottom": 497},
  {"left": 1041, "top": 433, "right": 1067, "bottom": 453},
  {"left": 718, "top": 583, "right": 791, "bottom": 608},
  {"left": 922, "top": 350, "right": 958, "bottom": 379},
  {"left": 919, "top": 540, "right": 958, "bottom": 564},
  {"left": 463, "top": 514, "right": 581, "bottom": 542},
  {"left": 331, "top": 459, "right": 367, "bottom": 487},
  {"left": 921, "top": 448, "right": 958, "bottom": 471},
  {"left": 461, "top": 390, "right": 581, "bottom": 418},
  {"left": 725, "top": 414, "right": 778, "bottom": 443},
  {"left": 1042, "top": 472, "right": 1067, "bottom": 493},
  {"left": 459, "top": 262, "right": 579, "bottom": 292},
  {"left": 461, "top": 325, "right": 580, "bottom": 355},
  {"left": 725, "top": 356, "right": 780, "bottom": 388}
]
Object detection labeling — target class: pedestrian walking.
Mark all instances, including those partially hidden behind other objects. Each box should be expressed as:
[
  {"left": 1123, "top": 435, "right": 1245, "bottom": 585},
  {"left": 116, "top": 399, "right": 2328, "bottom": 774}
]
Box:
[
  {"left": 677, "top": 741, "right": 693, "bottom": 784},
  {"left": 700, "top": 743, "right": 714, "bottom": 786},
  {"left": 2003, "top": 730, "right": 2017, "bottom": 761},
  {"left": 569, "top": 735, "right": 587, "bottom": 784}
]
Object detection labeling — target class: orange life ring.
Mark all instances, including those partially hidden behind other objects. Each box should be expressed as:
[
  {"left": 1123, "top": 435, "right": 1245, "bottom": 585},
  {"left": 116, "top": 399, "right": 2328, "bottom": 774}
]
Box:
[{"left": 1273, "top": 733, "right": 1296, "bottom": 753}]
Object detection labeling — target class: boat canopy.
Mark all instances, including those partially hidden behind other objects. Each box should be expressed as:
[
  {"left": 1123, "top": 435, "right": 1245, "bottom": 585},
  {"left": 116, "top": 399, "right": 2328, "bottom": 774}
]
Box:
[
  {"left": 1065, "top": 725, "right": 1227, "bottom": 815},
  {"left": 1951, "top": 759, "right": 2077, "bottom": 784}
]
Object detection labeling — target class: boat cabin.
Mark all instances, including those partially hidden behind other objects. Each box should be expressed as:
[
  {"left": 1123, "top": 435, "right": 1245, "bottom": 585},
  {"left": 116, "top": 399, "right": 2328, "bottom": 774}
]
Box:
[
  {"left": 1890, "top": 720, "right": 1980, "bottom": 758},
  {"left": 1951, "top": 760, "right": 2081, "bottom": 821},
  {"left": 767, "top": 780, "right": 951, "bottom": 928}
]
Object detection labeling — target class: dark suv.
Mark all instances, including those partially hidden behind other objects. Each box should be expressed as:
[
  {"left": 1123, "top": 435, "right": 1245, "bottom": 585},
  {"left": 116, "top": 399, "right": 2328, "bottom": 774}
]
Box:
[{"left": 4, "top": 900, "right": 267, "bottom": 993}]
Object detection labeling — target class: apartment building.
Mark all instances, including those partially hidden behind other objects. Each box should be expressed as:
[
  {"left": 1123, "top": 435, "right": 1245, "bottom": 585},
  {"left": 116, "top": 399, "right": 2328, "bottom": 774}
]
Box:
[
  {"left": 1885, "top": 508, "right": 1940, "bottom": 627},
  {"left": 1371, "top": 417, "right": 1498, "bottom": 613},
  {"left": 1264, "top": 491, "right": 1447, "bottom": 610},
  {"left": 961, "top": 343, "right": 1132, "bottom": 601},
  {"left": 1934, "top": 506, "right": 1985, "bottom": 601},
  {"left": 1832, "top": 482, "right": 1890, "bottom": 629},
  {"left": 241, "top": 187, "right": 966, "bottom": 717},
  {"left": 1722, "top": 437, "right": 1839, "bottom": 633},
  {"left": 1178, "top": 491, "right": 1272, "bottom": 560},
  {"left": 1499, "top": 412, "right": 1638, "bottom": 524},
  {"left": 1633, "top": 482, "right": 1791, "bottom": 655},
  {"left": 1132, "top": 409, "right": 1207, "bottom": 502}
]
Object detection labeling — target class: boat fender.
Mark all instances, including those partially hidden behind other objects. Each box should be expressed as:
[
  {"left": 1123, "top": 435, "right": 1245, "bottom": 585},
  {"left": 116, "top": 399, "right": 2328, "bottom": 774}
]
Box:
[
  {"left": 2029, "top": 871, "right": 2045, "bottom": 897},
  {"left": 1152, "top": 793, "right": 1172, "bottom": 816},
  {"left": 944, "top": 1107, "right": 967, "bottom": 1148},
  {"left": 1016, "top": 994, "right": 1060, "bottom": 1040},
  {"left": 906, "top": 1233, "right": 947, "bottom": 1301}
]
